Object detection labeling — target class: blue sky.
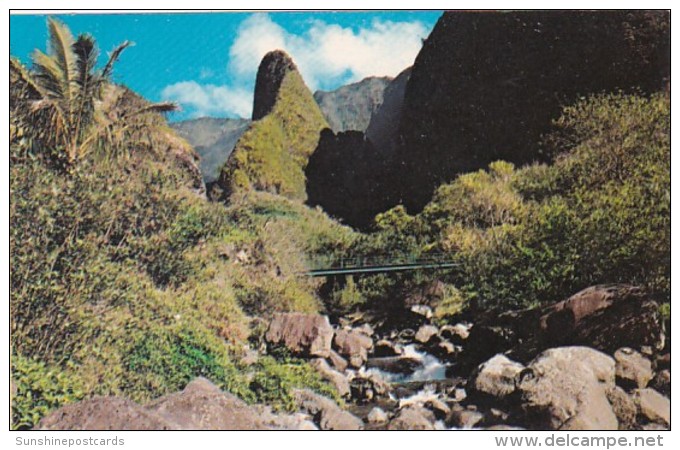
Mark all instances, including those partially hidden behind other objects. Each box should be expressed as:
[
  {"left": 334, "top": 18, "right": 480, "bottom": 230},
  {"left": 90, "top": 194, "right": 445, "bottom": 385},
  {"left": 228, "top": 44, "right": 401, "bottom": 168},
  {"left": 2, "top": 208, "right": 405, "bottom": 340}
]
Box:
[{"left": 10, "top": 11, "right": 441, "bottom": 121}]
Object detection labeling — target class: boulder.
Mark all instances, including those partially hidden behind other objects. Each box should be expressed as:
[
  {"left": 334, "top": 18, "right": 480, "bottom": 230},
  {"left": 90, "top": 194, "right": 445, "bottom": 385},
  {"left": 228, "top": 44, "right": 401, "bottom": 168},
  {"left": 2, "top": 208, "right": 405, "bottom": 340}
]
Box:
[
  {"left": 367, "top": 407, "right": 389, "bottom": 424},
  {"left": 366, "top": 356, "right": 421, "bottom": 375},
  {"left": 537, "top": 285, "right": 665, "bottom": 355},
  {"left": 633, "top": 388, "right": 670, "bottom": 427},
  {"left": 310, "top": 358, "right": 351, "bottom": 398},
  {"left": 355, "top": 323, "right": 375, "bottom": 337},
  {"left": 38, "top": 397, "right": 178, "bottom": 430},
  {"left": 650, "top": 370, "right": 670, "bottom": 397},
  {"left": 461, "top": 285, "right": 665, "bottom": 369},
  {"left": 333, "top": 329, "right": 373, "bottom": 368},
  {"left": 349, "top": 371, "right": 391, "bottom": 403},
  {"left": 606, "top": 386, "right": 638, "bottom": 430},
  {"left": 446, "top": 405, "right": 484, "bottom": 429},
  {"left": 146, "top": 378, "right": 267, "bottom": 430},
  {"left": 328, "top": 349, "right": 349, "bottom": 372},
  {"left": 614, "top": 347, "right": 654, "bottom": 390},
  {"left": 374, "top": 339, "right": 403, "bottom": 357},
  {"left": 292, "top": 389, "right": 363, "bottom": 430},
  {"left": 265, "top": 313, "right": 334, "bottom": 358},
  {"left": 425, "top": 398, "right": 451, "bottom": 420},
  {"left": 517, "top": 347, "right": 618, "bottom": 430},
  {"left": 387, "top": 406, "right": 436, "bottom": 430},
  {"left": 254, "top": 406, "right": 318, "bottom": 430},
  {"left": 433, "top": 340, "right": 457, "bottom": 358},
  {"left": 415, "top": 324, "right": 439, "bottom": 344},
  {"left": 410, "top": 304, "right": 433, "bottom": 320},
  {"left": 468, "top": 354, "right": 525, "bottom": 401},
  {"left": 440, "top": 323, "right": 471, "bottom": 343}
]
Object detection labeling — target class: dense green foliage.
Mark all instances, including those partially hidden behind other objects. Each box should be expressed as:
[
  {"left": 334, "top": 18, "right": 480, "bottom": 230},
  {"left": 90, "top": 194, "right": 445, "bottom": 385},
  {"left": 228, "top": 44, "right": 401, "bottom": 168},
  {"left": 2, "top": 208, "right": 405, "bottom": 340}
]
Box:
[
  {"left": 347, "top": 93, "right": 670, "bottom": 316},
  {"left": 221, "top": 70, "right": 329, "bottom": 201},
  {"left": 10, "top": 148, "right": 351, "bottom": 427}
]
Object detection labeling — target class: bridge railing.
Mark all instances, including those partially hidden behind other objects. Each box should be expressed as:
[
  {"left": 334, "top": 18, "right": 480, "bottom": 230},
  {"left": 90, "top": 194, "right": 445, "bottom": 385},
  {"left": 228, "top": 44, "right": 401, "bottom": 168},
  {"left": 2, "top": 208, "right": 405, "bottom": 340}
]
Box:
[{"left": 306, "top": 252, "right": 457, "bottom": 272}]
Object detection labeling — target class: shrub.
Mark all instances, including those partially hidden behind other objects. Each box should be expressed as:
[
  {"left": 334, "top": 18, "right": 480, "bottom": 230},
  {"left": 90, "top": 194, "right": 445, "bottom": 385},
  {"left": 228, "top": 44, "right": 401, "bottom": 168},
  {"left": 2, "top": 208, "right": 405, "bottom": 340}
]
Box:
[
  {"left": 249, "top": 354, "right": 340, "bottom": 411},
  {"left": 11, "top": 354, "right": 84, "bottom": 430}
]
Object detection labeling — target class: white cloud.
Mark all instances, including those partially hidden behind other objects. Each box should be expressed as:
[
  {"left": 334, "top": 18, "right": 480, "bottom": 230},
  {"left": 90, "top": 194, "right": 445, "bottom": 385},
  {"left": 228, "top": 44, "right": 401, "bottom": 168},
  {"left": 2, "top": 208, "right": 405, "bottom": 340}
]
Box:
[
  {"left": 162, "top": 13, "right": 430, "bottom": 118},
  {"left": 161, "top": 81, "right": 252, "bottom": 119},
  {"left": 229, "top": 14, "right": 429, "bottom": 91}
]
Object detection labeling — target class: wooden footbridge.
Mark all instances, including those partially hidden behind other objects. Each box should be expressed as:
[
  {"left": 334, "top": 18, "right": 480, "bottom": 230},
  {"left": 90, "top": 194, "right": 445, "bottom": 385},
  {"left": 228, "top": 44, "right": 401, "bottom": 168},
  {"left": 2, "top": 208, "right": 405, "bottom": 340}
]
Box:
[{"left": 305, "top": 253, "right": 460, "bottom": 277}]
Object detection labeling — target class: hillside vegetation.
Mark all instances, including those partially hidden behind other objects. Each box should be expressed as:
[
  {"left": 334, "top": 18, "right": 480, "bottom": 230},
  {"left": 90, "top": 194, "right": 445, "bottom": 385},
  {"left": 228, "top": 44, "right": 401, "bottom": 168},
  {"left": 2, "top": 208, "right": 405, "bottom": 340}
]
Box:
[
  {"left": 341, "top": 93, "right": 669, "bottom": 319},
  {"left": 10, "top": 21, "right": 351, "bottom": 429}
]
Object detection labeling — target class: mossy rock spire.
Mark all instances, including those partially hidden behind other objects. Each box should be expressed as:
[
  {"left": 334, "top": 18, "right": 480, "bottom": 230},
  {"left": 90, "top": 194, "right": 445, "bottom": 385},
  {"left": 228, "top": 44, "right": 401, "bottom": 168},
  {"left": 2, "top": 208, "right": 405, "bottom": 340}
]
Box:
[{"left": 219, "top": 50, "right": 329, "bottom": 201}]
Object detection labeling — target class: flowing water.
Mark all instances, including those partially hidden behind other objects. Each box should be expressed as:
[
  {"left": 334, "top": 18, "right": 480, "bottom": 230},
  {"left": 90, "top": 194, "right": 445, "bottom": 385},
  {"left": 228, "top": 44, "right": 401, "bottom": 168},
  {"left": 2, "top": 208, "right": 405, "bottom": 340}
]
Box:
[{"left": 365, "top": 344, "right": 449, "bottom": 383}]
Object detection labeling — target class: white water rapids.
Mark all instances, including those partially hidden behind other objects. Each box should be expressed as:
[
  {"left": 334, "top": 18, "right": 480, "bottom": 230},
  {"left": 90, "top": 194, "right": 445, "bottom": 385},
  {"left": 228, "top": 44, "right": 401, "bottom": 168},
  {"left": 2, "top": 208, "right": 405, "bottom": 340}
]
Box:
[{"left": 365, "top": 344, "right": 448, "bottom": 383}]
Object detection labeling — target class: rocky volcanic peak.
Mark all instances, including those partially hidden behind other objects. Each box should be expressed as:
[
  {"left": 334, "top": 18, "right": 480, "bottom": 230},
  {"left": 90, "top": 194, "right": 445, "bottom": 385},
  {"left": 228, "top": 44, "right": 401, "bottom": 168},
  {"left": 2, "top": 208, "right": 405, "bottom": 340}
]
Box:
[
  {"left": 391, "top": 10, "right": 670, "bottom": 212},
  {"left": 252, "top": 50, "right": 298, "bottom": 120},
  {"left": 314, "top": 76, "right": 392, "bottom": 133},
  {"left": 171, "top": 117, "right": 250, "bottom": 183}
]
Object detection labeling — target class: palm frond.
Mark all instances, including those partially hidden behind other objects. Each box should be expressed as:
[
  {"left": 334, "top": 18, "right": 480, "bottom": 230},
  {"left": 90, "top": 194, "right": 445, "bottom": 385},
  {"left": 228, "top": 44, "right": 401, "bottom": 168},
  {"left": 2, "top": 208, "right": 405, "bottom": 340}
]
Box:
[
  {"left": 101, "top": 41, "right": 133, "bottom": 81},
  {"left": 128, "top": 101, "right": 180, "bottom": 117},
  {"left": 73, "top": 34, "right": 99, "bottom": 93},
  {"left": 10, "top": 58, "right": 45, "bottom": 100},
  {"left": 46, "top": 17, "right": 78, "bottom": 108}
]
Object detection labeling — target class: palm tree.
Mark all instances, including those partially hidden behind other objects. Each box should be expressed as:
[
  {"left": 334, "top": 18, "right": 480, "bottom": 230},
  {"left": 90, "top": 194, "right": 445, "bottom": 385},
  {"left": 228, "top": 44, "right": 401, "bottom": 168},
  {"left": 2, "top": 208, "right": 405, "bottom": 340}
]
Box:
[{"left": 10, "top": 17, "right": 177, "bottom": 166}]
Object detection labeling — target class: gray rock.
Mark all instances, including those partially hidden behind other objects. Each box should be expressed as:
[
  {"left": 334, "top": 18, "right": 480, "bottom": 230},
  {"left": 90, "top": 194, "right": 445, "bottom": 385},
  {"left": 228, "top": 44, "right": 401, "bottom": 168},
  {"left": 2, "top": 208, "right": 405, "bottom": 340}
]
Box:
[
  {"left": 310, "top": 358, "right": 351, "bottom": 398},
  {"left": 254, "top": 405, "right": 318, "bottom": 430},
  {"left": 367, "top": 407, "right": 389, "bottom": 424},
  {"left": 469, "top": 354, "right": 525, "bottom": 400},
  {"left": 415, "top": 324, "right": 439, "bottom": 344},
  {"left": 425, "top": 398, "right": 451, "bottom": 420},
  {"left": 614, "top": 347, "right": 653, "bottom": 390},
  {"left": 292, "top": 389, "right": 363, "bottom": 430},
  {"left": 39, "top": 397, "right": 179, "bottom": 430},
  {"left": 146, "top": 378, "right": 267, "bottom": 430},
  {"left": 633, "top": 388, "right": 670, "bottom": 427},
  {"left": 453, "top": 388, "right": 467, "bottom": 402},
  {"left": 518, "top": 347, "right": 618, "bottom": 430},
  {"left": 328, "top": 349, "right": 349, "bottom": 372},
  {"left": 440, "top": 323, "right": 471, "bottom": 342},
  {"left": 410, "top": 304, "right": 433, "bottom": 320},
  {"left": 387, "top": 406, "right": 436, "bottom": 430},
  {"left": 333, "top": 329, "right": 373, "bottom": 368},
  {"left": 265, "top": 313, "right": 334, "bottom": 358},
  {"left": 606, "top": 386, "right": 638, "bottom": 430},
  {"left": 447, "top": 407, "right": 484, "bottom": 429},
  {"left": 374, "top": 339, "right": 403, "bottom": 357}
]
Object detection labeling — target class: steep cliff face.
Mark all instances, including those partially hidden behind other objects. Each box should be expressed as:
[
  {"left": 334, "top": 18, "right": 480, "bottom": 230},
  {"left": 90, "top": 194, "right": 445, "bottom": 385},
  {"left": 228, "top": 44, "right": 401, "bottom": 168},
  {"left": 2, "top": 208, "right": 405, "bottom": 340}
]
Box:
[
  {"left": 306, "top": 130, "right": 388, "bottom": 229},
  {"left": 305, "top": 69, "right": 412, "bottom": 229},
  {"left": 171, "top": 118, "right": 250, "bottom": 183},
  {"left": 219, "top": 50, "right": 329, "bottom": 201},
  {"left": 365, "top": 67, "right": 411, "bottom": 154},
  {"left": 393, "top": 10, "right": 670, "bottom": 212},
  {"left": 314, "top": 76, "right": 392, "bottom": 133}
]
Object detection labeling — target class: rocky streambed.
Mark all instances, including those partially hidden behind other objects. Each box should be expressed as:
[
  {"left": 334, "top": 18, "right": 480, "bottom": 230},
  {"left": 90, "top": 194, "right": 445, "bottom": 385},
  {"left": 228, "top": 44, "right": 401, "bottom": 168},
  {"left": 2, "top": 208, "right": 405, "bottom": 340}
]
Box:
[{"left": 38, "top": 284, "right": 670, "bottom": 431}]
